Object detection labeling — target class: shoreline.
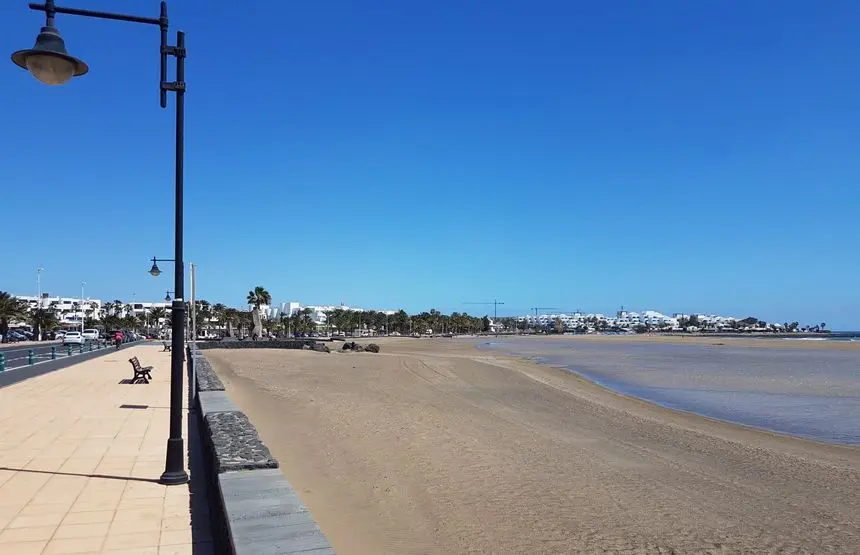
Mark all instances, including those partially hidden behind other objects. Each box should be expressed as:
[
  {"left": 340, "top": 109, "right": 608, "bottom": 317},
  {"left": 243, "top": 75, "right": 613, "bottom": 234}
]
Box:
[
  {"left": 476, "top": 332, "right": 860, "bottom": 349},
  {"left": 466, "top": 336, "right": 860, "bottom": 448},
  {"left": 206, "top": 338, "right": 860, "bottom": 553},
  {"left": 473, "top": 334, "right": 860, "bottom": 445}
]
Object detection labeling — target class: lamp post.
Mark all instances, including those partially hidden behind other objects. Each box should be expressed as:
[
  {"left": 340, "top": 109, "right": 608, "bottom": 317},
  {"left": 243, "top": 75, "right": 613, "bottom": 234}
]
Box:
[
  {"left": 13, "top": 1, "right": 189, "bottom": 485},
  {"left": 80, "top": 281, "right": 85, "bottom": 334},
  {"left": 36, "top": 267, "right": 45, "bottom": 340}
]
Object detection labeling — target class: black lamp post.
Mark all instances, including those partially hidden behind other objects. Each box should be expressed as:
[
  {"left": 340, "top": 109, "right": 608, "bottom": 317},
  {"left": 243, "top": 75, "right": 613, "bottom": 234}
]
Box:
[{"left": 13, "top": 1, "right": 189, "bottom": 486}]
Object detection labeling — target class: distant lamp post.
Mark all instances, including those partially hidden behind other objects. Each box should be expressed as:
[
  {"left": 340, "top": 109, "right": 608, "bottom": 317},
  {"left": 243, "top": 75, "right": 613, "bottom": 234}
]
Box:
[
  {"left": 165, "top": 291, "right": 174, "bottom": 302},
  {"left": 148, "top": 257, "right": 169, "bottom": 277},
  {"left": 80, "top": 281, "right": 85, "bottom": 334},
  {"left": 11, "top": 0, "right": 190, "bottom": 486}
]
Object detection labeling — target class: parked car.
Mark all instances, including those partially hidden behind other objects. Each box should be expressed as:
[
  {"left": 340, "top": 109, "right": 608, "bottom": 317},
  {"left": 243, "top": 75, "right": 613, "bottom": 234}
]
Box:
[
  {"left": 82, "top": 329, "right": 99, "bottom": 341},
  {"left": 4, "top": 330, "right": 26, "bottom": 342},
  {"left": 62, "top": 331, "right": 84, "bottom": 345}
]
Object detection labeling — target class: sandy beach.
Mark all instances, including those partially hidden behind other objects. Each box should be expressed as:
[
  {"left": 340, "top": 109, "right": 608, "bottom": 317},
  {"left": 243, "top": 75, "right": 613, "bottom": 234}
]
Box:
[{"left": 206, "top": 337, "right": 860, "bottom": 554}]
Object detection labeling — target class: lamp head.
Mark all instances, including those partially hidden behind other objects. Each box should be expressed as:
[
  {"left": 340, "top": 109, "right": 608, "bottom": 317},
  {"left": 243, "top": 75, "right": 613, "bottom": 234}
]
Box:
[
  {"left": 149, "top": 259, "right": 162, "bottom": 277},
  {"left": 11, "top": 25, "right": 88, "bottom": 85},
  {"left": 165, "top": 292, "right": 172, "bottom": 302}
]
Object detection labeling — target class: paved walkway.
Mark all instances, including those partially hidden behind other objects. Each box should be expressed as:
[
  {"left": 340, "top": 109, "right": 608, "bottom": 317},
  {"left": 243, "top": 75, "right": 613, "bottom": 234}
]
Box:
[{"left": 0, "top": 344, "right": 212, "bottom": 554}]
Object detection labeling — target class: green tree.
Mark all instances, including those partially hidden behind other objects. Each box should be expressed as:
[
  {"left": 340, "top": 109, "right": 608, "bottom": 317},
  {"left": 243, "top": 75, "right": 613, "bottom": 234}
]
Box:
[
  {"left": 0, "top": 292, "right": 29, "bottom": 341},
  {"left": 148, "top": 307, "right": 168, "bottom": 333},
  {"left": 121, "top": 315, "right": 140, "bottom": 331},
  {"left": 30, "top": 307, "right": 60, "bottom": 340},
  {"left": 246, "top": 286, "right": 272, "bottom": 338},
  {"left": 195, "top": 300, "right": 213, "bottom": 336},
  {"left": 246, "top": 286, "right": 272, "bottom": 309}
]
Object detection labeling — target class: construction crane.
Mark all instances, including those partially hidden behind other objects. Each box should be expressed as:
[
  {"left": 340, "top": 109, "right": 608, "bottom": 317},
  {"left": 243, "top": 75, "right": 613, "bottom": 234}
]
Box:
[
  {"left": 463, "top": 300, "right": 505, "bottom": 334},
  {"left": 464, "top": 300, "right": 505, "bottom": 321},
  {"left": 530, "top": 307, "right": 558, "bottom": 319}
]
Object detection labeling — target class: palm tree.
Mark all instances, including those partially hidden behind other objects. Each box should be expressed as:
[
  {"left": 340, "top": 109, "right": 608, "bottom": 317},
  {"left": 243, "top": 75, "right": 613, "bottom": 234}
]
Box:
[
  {"left": 71, "top": 302, "right": 80, "bottom": 327},
  {"left": 246, "top": 286, "right": 271, "bottom": 339},
  {"left": 212, "top": 303, "right": 233, "bottom": 337},
  {"left": 30, "top": 307, "right": 60, "bottom": 340},
  {"left": 122, "top": 314, "right": 141, "bottom": 331},
  {"left": 0, "top": 292, "right": 29, "bottom": 342},
  {"left": 246, "top": 286, "right": 271, "bottom": 309},
  {"left": 148, "top": 307, "right": 168, "bottom": 333},
  {"left": 195, "top": 300, "right": 213, "bottom": 337}
]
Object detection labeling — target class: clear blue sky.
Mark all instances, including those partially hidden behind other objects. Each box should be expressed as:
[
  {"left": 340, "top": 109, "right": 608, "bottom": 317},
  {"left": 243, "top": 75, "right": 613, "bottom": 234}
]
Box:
[{"left": 2, "top": 1, "right": 859, "bottom": 328}]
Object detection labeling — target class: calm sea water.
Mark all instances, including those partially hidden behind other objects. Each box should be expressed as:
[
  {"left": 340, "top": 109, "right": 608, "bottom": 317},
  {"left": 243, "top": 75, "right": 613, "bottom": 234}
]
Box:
[{"left": 476, "top": 337, "right": 860, "bottom": 445}]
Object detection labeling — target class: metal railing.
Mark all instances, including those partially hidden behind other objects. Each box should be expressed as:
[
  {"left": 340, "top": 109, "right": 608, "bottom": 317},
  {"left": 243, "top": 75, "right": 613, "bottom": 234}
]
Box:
[{"left": 0, "top": 338, "right": 143, "bottom": 371}]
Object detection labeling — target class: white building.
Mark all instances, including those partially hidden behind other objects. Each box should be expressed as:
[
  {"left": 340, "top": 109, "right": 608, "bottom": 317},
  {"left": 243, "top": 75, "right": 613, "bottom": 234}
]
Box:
[
  {"left": 15, "top": 295, "right": 103, "bottom": 326},
  {"left": 269, "top": 301, "right": 396, "bottom": 328},
  {"left": 13, "top": 294, "right": 174, "bottom": 329},
  {"left": 128, "top": 302, "right": 172, "bottom": 328}
]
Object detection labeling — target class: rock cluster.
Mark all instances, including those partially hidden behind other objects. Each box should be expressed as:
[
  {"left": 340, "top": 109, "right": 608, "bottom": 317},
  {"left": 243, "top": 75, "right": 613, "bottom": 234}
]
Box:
[{"left": 341, "top": 342, "right": 380, "bottom": 353}]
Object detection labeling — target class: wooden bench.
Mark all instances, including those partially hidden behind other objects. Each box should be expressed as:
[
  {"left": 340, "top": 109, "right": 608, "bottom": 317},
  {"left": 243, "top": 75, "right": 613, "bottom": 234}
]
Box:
[
  {"left": 162, "top": 342, "right": 171, "bottom": 352},
  {"left": 128, "top": 356, "right": 153, "bottom": 384}
]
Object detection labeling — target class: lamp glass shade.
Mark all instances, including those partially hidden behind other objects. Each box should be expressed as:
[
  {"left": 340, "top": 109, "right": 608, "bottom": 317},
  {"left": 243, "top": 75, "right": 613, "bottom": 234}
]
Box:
[
  {"left": 11, "top": 25, "right": 88, "bottom": 86},
  {"left": 26, "top": 53, "right": 76, "bottom": 85},
  {"left": 149, "top": 262, "right": 162, "bottom": 277},
  {"left": 165, "top": 293, "right": 171, "bottom": 302}
]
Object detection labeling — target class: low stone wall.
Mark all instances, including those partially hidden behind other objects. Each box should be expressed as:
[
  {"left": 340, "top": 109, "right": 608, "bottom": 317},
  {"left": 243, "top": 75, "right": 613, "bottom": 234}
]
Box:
[
  {"left": 188, "top": 344, "right": 335, "bottom": 554},
  {"left": 196, "top": 339, "right": 317, "bottom": 350}
]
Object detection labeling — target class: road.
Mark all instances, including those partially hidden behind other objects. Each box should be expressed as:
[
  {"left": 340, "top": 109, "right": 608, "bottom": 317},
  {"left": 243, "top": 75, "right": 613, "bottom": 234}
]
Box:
[
  {"left": 0, "top": 340, "right": 146, "bottom": 388},
  {"left": 0, "top": 340, "right": 107, "bottom": 370}
]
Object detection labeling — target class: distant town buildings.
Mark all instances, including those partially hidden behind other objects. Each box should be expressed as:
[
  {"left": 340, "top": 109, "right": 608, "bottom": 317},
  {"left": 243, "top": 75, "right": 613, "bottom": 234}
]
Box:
[
  {"left": 516, "top": 309, "right": 784, "bottom": 332},
  {"left": 13, "top": 294, "right": 171, "bottom": 328},
  {"left": 15, "top": 295, "right": 103, "bottom": 327},
  {"left": 263, "top": 301, "right": 397, "bottom": 327},
  {"left": 11, "top": 293, "right": 799, "bottom": 335}
]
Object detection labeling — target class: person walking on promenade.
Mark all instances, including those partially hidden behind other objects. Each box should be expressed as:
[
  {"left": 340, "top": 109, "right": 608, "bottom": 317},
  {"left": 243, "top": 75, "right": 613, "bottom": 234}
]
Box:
[{"left": 114, "top": 330, "right": 123, "bottom": 349}]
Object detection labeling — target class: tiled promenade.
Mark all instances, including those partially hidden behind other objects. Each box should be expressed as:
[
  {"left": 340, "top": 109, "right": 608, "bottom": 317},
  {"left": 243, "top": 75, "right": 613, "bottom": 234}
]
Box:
[{"left": 0, "top": 344, "right": 212, "bottom": 554}]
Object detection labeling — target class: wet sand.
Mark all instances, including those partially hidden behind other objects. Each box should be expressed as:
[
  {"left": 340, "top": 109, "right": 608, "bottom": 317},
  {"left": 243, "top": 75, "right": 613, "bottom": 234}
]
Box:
[
  {"left": 206, "top": 337, "right": 860, "bottom": 554},
  {"left": 516, "top": 333, "right": 860, "bottom": 350}
]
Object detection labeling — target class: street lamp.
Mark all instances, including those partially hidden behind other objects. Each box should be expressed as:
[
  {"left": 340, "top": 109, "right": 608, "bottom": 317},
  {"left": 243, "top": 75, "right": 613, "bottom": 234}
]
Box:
[
  {"left": 165, "top": 291, "right": 174, "bottom": 302},
  {"left": 149, "top": 256, "right": 174, "bottom": 278},
  {"left": 13, "top": 0, "right": 189, "bottom": 486}
]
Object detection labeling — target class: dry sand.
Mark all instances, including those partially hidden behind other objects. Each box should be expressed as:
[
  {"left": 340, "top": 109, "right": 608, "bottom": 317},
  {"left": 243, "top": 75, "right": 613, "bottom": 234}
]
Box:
[{"left": 206, "top": 337, "right": 860, "bottom": 554}]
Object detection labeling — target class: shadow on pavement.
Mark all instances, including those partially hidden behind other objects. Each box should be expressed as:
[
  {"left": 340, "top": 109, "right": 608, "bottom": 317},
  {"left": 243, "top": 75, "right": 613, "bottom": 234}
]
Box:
[{"left": 0, "top": 466, "right": 160, "bottom": 484}]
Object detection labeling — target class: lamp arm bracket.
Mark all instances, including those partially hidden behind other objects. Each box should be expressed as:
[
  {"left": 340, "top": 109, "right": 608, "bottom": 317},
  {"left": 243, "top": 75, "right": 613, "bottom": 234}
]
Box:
[
  {"left": 161, "top": 81, "right": 186, "bottom": 93},
  {"left": 162, "top": 45, "right": 185, "bottom": 58}
]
